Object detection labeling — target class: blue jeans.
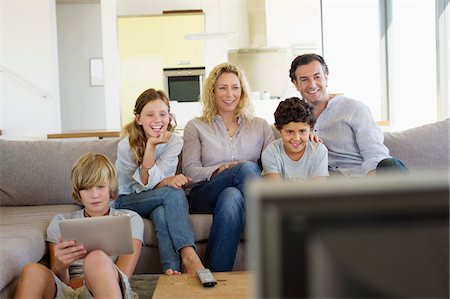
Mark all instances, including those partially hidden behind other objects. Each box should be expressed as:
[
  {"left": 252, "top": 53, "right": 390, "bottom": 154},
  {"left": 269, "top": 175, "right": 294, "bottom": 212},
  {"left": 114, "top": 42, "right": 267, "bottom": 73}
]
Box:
[
  {"left": 188, "top": 161, "right": 261, "bottom": 271},
  {"left": 376, "top": 157, "right": 409, "bottom": 175},
  {"left": 113, "top": 187, "right": 195, "bottom": 272}
]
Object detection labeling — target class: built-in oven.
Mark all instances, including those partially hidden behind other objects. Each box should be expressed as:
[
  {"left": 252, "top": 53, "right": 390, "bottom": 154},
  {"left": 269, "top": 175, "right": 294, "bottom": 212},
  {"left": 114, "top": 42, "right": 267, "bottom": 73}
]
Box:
[{"left": 163, "top": 67, "right": 205, "bottom": 102}]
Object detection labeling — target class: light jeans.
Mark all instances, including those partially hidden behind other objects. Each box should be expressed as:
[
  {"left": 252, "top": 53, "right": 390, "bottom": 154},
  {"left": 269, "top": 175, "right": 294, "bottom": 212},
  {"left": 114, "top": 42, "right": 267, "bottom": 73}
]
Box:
[
  {"left": 188, "top": 161, "right": 261, "bottom": 272},
  {"left": 113, "top": 186, "right": 195, "bottom": 272}
]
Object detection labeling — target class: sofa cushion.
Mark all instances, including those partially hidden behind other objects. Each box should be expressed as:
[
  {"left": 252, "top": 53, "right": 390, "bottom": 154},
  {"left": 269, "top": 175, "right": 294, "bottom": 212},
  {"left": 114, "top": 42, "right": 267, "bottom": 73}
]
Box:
[
  {"left": 0, "top": 205, "right": 81, "bottom": 290},
  {"left": 0, "top": 139, "right": 120, "bottom": 206},
  {"left": 384, "top": 119, "right": 449, "bottom": 173}
]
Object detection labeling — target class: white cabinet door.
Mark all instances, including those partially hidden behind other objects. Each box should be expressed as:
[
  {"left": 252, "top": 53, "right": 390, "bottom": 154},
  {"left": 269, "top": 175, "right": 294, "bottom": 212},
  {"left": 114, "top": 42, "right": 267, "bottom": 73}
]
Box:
[{"left": 161, "top": 14, "right": 205, "bottom": 68}]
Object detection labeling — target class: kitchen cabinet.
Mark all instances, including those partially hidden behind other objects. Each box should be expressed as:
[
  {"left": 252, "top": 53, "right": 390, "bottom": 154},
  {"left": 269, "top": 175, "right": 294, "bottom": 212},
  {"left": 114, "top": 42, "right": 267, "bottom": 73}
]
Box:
[
  {"left": 161, "top": 14, "right": 205, "bottom": 68},
  {"left": 117, "top": 13, "right": 205, "bottom": 126}
]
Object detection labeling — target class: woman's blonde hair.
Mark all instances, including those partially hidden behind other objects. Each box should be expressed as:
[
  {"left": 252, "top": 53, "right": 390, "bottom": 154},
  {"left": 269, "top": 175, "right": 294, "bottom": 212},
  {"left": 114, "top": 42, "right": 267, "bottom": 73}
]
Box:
[
  {"left": 200, "top": 62, "right": 254, "bottom": 124},
  {"left": 122, "top": 88, "right": 176, "bottom": 164},
  {"left": 71, "top": 152, "right": 118, "bottom": 202}
]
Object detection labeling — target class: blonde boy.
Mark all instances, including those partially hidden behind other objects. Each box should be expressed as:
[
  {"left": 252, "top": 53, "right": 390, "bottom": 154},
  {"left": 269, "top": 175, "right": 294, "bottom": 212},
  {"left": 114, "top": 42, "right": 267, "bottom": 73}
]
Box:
[{"left": 14, "top": 153, "right": 144, "bottom": 299}]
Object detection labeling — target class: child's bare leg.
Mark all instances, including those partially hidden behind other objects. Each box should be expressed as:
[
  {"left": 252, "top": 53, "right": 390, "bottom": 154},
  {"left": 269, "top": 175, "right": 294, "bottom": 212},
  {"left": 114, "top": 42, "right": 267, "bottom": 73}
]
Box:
[
  {"left": 14, "top": 263, "right": 56, "bottom": 299},
  {"left": 180, "top": 246, "right": 204, "bottom": 274},
  {"left": 83, "top": 250, "right": 121, "bottom": 298}
]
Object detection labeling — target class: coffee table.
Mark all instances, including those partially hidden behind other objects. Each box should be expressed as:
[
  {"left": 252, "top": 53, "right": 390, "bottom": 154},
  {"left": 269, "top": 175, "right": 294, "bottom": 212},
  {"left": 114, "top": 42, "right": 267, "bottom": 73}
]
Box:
[{"left": 152, "top": 271, "right": 253, "bottom": 299}]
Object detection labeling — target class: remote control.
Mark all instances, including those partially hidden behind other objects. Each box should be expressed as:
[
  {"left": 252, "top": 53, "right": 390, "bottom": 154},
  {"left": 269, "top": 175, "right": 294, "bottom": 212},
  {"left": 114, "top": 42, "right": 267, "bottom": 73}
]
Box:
[{"left": 197, "top": 268, "right": 217, "bottom": 287}]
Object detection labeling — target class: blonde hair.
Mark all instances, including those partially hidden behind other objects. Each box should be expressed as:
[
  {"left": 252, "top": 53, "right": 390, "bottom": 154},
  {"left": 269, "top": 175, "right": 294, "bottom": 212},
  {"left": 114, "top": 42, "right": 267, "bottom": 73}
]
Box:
[
  {"left": 71, "top": 152, "right": 118, "bottom": 202},
  {"left": 200, "top": 62, "right": 254, "bottom": 124},
  {"left": 122, "top": 88, "right": 176, "bottom": 164}
]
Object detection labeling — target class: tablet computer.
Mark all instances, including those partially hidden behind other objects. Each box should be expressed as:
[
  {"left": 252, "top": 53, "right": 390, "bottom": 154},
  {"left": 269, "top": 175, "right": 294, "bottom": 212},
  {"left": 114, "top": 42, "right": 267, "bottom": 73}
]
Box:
[{"left": 59, "top": 214, "right": 134, "bottom": 256}]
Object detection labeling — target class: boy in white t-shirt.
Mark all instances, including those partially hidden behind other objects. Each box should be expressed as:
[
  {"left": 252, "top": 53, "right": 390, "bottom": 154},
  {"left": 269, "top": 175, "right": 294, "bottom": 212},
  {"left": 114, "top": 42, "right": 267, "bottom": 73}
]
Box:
[
  {"left": 262, "top": 97, "right": 329, "bottom": 180},
  {"left": 14, "top": 153, "right": 144, "bottom": 299}
]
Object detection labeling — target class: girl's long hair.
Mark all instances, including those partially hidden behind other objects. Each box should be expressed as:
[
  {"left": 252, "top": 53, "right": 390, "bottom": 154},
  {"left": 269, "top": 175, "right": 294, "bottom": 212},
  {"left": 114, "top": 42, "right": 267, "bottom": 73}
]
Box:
[{"left": 121, "top": 88, "right": 175, "bottom": 164}]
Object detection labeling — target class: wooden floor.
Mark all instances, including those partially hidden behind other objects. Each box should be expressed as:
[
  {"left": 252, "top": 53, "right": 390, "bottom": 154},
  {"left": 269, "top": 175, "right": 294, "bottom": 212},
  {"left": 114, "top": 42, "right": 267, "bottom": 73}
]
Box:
[{"left": 130, "top": 274, "right": 160, "bottom": 298}]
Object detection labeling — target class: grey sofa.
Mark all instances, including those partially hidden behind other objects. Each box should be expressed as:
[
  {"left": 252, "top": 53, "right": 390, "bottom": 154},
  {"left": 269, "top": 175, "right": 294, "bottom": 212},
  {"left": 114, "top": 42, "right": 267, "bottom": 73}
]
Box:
[{"left": 0, "top": 119, "right": 449, "bottom": 298}]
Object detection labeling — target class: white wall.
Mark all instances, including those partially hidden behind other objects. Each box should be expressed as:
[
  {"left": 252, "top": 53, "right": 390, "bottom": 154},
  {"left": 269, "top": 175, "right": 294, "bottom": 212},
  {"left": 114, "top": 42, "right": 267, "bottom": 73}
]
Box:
[
  {"left": 57, "top": 2, "right": 105, "bottom": 131},
  {"left": 1, "top": 0, "right": 61, "bottom": 140},
  {"left": 228, "top": 1, "right": 322, "bottom": 100},
  {"left": 101, "top": 0, "right": 121, "bottom": 130},
  {"left": 265, "top": 0, "right": 322, "bottom": 50}
]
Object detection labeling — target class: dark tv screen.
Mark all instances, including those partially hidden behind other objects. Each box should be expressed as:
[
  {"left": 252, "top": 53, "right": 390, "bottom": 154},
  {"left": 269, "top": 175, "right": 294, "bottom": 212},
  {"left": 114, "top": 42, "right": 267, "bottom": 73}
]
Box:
[
  {"left": 248, "top": 173, "right": 449, "bottom": 298},
  {"left": 167, "top": 76, "right": 200, "bottom": 102}
]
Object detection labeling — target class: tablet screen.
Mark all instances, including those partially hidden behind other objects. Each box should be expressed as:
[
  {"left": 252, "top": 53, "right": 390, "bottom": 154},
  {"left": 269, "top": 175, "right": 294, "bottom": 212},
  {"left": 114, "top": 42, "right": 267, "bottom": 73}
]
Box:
[{"left": 59, "top": 215, "right": 134, "bottom": 256}]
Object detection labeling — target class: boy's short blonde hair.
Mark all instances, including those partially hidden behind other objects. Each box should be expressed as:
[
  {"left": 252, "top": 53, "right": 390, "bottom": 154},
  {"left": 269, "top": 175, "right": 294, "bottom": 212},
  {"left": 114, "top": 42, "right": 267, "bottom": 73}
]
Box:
[{"left": 71, "top": 152, "right": 118, "bottom": 202}]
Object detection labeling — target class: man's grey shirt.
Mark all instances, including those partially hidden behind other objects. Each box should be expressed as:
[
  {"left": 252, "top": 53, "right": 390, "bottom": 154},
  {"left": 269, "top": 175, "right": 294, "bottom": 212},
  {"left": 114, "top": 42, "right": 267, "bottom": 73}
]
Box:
[{"left": 313, "top": 95, "right": 390, "bottom": 176}]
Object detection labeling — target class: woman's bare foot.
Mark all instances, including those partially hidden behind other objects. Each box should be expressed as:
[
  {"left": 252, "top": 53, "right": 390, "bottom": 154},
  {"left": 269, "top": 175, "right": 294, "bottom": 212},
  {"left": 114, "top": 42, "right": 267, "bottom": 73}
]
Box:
[
  {"left": 180, "top": 246, "right": 205, "bottom": 274},
  {"left": 164, "top": 269, "right": 181, "bottom": 275}
]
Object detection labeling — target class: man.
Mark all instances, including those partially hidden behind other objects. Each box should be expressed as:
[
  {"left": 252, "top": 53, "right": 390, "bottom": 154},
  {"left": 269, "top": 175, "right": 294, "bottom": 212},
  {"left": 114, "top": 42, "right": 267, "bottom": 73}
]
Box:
[{"left": 289, "top": 53, "right": 407, "bottom": 176}]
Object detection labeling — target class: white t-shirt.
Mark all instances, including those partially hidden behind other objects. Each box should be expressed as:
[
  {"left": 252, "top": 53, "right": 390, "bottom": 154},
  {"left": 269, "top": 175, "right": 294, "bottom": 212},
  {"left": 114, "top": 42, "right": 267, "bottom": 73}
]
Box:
[{"left": 261, "top": 139, "right": 329, "bottom": 180}]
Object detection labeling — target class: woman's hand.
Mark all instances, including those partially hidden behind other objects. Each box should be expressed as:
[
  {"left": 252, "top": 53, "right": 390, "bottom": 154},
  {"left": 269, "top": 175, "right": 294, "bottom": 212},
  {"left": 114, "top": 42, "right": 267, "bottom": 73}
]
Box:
[
  {"left": 309, "top": 132, "right": 322, "bottom": 143},
  {"left": 213, "top": 161, "right": 242, "bottom": 176},
  {"left": 161, "top": 174, "right": 192, "bottom": 189}
]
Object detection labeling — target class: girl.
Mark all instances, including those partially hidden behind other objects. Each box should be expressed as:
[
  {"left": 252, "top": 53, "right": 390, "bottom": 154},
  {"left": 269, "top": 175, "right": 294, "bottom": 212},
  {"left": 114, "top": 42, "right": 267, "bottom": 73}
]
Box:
[{"left": 114, "top": 88, "right": 204, "bottom": 275}]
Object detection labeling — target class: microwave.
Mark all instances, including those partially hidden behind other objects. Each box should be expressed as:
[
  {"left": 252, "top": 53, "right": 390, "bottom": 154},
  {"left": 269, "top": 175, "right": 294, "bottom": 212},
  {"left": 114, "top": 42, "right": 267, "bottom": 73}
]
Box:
[{"left": 163, "top": 67, "right": 205, "bottom": 102}]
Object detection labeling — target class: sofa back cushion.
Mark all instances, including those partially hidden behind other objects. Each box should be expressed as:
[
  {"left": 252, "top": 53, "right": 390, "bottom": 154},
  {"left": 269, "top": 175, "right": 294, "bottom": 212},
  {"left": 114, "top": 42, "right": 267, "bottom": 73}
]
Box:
[
  {"left": 384, "top": 119, "right": 449, "bottom": 173},
  {"left": 0, "top": 139, "right": 120, "bottom": 206}
]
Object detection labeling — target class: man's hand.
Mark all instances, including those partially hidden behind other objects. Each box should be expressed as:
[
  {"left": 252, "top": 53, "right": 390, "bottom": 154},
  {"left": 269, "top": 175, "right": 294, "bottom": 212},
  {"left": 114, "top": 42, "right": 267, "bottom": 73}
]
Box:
[{"left": 309, "top": 132, "right": 322, "bottom": 143}]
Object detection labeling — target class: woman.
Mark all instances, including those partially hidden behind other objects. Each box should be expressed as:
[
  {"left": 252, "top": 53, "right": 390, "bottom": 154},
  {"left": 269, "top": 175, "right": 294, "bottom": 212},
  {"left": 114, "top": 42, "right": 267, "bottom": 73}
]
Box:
[
  {"left": 182, "top": 63, "right": 275, "bottom": 271},
  {"left": 114, "top": 88, "right": 204, "bottom": 275}
]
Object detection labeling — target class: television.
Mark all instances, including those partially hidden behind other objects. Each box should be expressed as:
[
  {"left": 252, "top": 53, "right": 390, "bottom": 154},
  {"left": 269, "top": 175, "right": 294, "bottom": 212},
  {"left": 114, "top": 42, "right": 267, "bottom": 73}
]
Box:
[{"left": 247, "top": 172, "right": 449, "bottom": 298}]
